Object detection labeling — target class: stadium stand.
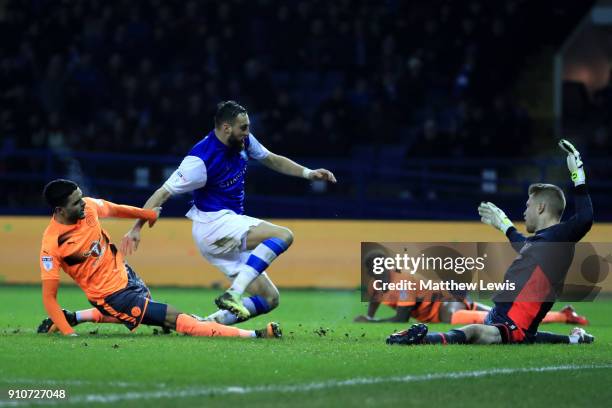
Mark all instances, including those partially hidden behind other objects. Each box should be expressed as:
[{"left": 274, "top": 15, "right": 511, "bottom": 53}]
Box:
[{"left": 2, "top": 0, "right": 609, "bottom": 218}]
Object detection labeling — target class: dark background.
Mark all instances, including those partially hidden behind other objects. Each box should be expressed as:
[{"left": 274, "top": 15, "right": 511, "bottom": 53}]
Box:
[{"left": 1, "top": 0, "right": 610, "bottom": 219}]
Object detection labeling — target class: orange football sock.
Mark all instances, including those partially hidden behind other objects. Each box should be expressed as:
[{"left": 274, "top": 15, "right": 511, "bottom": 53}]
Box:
[
  {"left": 450, "top": 310, "right": 488, "bottom": 325},
  {"left": 176, "top": 314, "right": 254, "bottom": 338},
  {"left": 541, "top": 311, "right": 567, "bottom": 324},
  {"left": 77, "top": 308, "right": 121, "bottom": 324}
]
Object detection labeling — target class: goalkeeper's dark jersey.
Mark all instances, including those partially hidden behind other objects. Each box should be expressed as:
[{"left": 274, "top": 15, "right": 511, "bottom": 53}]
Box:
[{"left": 493, "top": 185, "right": 593, "bottom": 337}]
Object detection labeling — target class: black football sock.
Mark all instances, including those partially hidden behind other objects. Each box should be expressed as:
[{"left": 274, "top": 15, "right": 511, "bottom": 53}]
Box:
[
  {"left": 425, "top": 329, "right": 467, "bottom": 344},
  {"left": 534, "top": 331, "right": 570, "bottom": 344}
]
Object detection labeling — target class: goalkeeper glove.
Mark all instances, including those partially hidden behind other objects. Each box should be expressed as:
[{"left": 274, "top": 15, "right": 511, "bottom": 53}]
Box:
[
  {"left": 478, "top": 202, "right": 514, "bottom": 234},
  {"left": 559, "top": 139, "right": 585, "bottom": 186}
]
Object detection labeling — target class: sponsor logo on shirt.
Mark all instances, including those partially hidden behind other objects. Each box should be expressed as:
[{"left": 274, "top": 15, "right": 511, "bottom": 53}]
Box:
[
  {"left": 83, "top": 240, "right": 102, "bottom": 258},
  {"left": 219, "top": 166, "right": 248, "bottom": 188}
]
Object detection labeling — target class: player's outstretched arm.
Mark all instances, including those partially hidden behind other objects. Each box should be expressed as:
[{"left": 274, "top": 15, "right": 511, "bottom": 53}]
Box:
[
  {"left": 478, "top": 202, "right": 514, "bottom": 234},
  {"left": 558, "top": 139, "right": 593, "bottom": 240},
  {"left": 559, "top": 139, "right": 585, "bottom": 186},
  {"left": 354, "top": 300, "right": 382, "bottom": 322},
  {"left": 478, "top": 201, "right": 525, "bottom": 249},
  {"left": 122, "top": 155, "right": 207, "bottom": 255},
  {"left": 381, "top": 306, "right": 413, "bottom": 323},
  {"left": 260, "top": 153, "right": 337, "bottom": 183},
  {"left": 89, "top": 198, "right": 159, "bottom": 226},
  {"left": 121, "top": 187, "right": 170, "bottom": 255},
  {"left": 355, "top": 303, "right": 413, "bottom": 323},
  {"left": 41, "top": 280, "right": 76, "bottom": 336}
]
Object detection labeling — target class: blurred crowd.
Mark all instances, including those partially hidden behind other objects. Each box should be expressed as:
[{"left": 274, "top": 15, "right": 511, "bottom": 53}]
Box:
[
  {"left": 583, "top": 74, "right": 612, "bottom": 155},
  {"left": 0, "top": 0, "right": 595, "bottom": 161}
]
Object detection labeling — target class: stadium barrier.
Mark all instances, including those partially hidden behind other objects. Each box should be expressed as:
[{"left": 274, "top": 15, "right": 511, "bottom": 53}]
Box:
[
  {"left": 1, "top": 216, "right": 611, "bottom": 290},
  {"left": 3, "top": 148, "right": 612, "bottom": 220}
]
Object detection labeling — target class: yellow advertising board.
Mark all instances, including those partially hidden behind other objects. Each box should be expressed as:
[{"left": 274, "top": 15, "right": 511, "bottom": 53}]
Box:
[{"left": 1, "top": 216, "right": 611, "bottom": 289}]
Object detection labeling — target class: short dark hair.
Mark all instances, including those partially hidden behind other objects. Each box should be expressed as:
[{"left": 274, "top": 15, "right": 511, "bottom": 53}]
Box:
[
  {"left": 214, "top": 100, "right": 247, "bottom": 127},
  {"left": 528, "top": 183, "right": 566, "bottom": 219},
  {"left": 43, "top": 179, "right": 78, "bottom": 208}
]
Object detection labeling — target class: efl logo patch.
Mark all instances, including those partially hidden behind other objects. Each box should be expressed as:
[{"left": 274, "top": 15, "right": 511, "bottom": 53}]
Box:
[
  {"left": 131, "top": 306, "right": 142, "bottom": 317},
  {"left": 41, "top": 256, "right": 53, "bottom": 271}
]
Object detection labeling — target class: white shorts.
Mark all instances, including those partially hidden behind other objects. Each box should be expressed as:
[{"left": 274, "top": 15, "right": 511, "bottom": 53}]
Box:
[{"left": 188, "top": 207, "right": 263, "bottom": 279}]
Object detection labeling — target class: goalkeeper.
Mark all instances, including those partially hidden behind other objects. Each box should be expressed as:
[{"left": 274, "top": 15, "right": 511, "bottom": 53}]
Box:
[{"left": 387, "top": 139, "right": 595, "bottom": 345}]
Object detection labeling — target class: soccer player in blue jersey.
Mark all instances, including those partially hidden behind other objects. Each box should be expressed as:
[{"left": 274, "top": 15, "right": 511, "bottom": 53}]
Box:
[
  {"left": 387, "top": 140, "right": 595, "bottom": 346},
  {"left": 121, "top": 101, "right": 336, "bottom": 323}
]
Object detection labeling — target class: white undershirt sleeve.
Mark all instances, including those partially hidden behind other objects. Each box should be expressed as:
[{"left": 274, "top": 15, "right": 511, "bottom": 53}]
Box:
[
  {"left": 247, "top": 133, "right": 270, "bottom": 160},
  {"left": 162, "top": 155, "right": 207, "bottom": 195}
]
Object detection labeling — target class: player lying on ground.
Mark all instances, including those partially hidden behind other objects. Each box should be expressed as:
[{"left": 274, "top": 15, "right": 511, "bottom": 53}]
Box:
[
  {"left": 354, "top": 280, "right": 588, "bottom": 325},
  {"left": 120, "top": 101, "right": 336, "bottom": 324},
  {"left": 387, "top": 139, "right": 594, "bottom": 345},
  {"left": 355, "top": 253, "right": 588, "bottom": 325},
  {"left": 37, "top": 179, "right": 280, "bottom": 339}
]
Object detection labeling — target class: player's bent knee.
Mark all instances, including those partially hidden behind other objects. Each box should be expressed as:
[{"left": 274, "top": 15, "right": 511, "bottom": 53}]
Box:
[
  {"left": 256, "top": 283, "right": 280, "bottom": 310},
  {"left": 265, "top": 290, "right": 280, "bottom": 310},
  {"left": 472, "top": 325, "right": 502, "bottom": 345},
  {"left": 164, "top": 305, "right": 181, "bottom": 330},
  {"left": 459, "top": 324, "right": 484, "bottom": 343},
  {"left": 277, "top": 226, "right": 294, "bottom": 247}
]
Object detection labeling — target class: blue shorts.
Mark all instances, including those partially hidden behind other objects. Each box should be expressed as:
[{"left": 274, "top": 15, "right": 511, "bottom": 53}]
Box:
[
  {"left": 484, "top": 307, "right": 530, "bottom": 344},
  {"left": 91, "top": 264, "right": 167, "bottom": 331}
]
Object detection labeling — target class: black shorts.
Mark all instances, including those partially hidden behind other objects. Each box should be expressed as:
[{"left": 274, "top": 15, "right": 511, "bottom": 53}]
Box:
[
  {"left": 91, "top": 264, "right": 167, "bottom": 331},
  {"left": 484, "top": 307, "right": 531, "bottom": 344}
]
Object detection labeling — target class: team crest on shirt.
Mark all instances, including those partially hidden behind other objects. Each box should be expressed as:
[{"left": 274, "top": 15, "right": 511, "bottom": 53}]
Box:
[{"left": 41, "top": 256, "right": 53, "bottom": 271}]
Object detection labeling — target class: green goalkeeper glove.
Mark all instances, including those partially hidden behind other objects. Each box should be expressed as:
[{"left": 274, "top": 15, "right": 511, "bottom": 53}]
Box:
[
  {"left": 559, "top": 139, "right": 585, "bottom": 186},
  {"left": 478, "top": 202, "right": 514, "bottom": 234}
]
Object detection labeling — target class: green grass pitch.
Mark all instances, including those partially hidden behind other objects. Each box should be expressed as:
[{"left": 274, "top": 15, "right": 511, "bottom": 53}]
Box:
[{"left": 0, "top": 286, "right": 611, "bottom": 407}]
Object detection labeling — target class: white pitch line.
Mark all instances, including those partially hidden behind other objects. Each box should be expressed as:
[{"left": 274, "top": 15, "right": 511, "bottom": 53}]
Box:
[{"left": 1, "top": 364, "right": 611, "bottom": 406}]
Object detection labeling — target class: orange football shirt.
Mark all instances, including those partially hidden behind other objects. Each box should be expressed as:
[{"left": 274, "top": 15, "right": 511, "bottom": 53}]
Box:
[{"left": 40, "top": 197, "right": 155, "bottom": 301}]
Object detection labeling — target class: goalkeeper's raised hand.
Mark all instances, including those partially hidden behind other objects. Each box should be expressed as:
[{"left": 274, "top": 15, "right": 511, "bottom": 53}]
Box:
[
  {"left": 559, "top": 139, "right": 585, "bottom": 186},
  {"left": 478, "top": 202, "right": 514, "bottom": 234}
]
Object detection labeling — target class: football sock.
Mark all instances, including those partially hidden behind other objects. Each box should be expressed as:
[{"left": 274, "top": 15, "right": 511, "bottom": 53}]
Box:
[
  {"left": 230, "top": 238, "right": 288, "bottom": 294},
  {"left": 206, "top": 296, "right": 272, "bottom": 325},
  {"left": 450, "top": 310, "right": 570, "bottom": 325},
  {"left": 176, "top": 314, "right": 255, "bottom": 338},
  {"left": 541, "top": 311, "right": 567, "bottom": 324},
  {"left": 425, "top": 329, "right": 468, "bottom": 345},
  {"left": 76, "top": 308, "right": 121, "bottom": 324},
  {"left": 450, "top": 310, "right": 488, "bottom": 325},
  {"left": 534, "top": 331, "right": 570, "bottom": 344}
]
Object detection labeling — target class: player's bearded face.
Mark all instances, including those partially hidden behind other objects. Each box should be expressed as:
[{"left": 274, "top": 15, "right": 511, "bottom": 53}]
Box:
[
  {"left": 227, "top": 128, "right": 245, "bottom": 151},
  {"left": 227, "top": 114, "right": 250, "bottom": 151}
]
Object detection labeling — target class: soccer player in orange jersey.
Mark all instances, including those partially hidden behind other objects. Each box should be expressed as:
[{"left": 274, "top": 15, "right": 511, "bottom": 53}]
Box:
[
  {"left": 355, "top": 271, "right": 490, "bottom": 324},
  {"left": 355, "top": 296, "right": 587, "bottom": 325},
  {"left": 37, "top": 179, "right": 280, "bottom": 339},
  {"left": 355, "top": 271, "right": 588, "bottom": 325}
]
